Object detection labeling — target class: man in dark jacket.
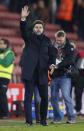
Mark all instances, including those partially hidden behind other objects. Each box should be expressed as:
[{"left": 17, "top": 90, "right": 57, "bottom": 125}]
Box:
[
  {"left": 50, "top": 30, "right": 76, "bottom": 124},
  {"left": 20, "top": 5, "right": 55, "bottom": 126}
]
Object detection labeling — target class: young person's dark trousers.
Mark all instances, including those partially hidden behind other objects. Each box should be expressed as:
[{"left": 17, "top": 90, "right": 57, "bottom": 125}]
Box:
[
  {"left": 71, "top": 75, "right": 84, "bottom": 112},
  {"left": 0, "top": 78, "right": 9, "bottom": 118},
  {"left": 75, "top": 76, "right": 84, "bottom": 112}
]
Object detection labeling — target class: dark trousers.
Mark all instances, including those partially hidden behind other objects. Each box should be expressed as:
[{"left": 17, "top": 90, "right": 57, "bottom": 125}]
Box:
[
  {"left": 71, "top": 75, "right": 84, "bottom": 112},
  {"left": 0, "top": 78, "right": 9, "bottom": 117},
  {"left": 23, "top": 80, "right": 48, "bottom": 124},
  {"left": 34, "top": 87, "right": 41, "bottom": 122},
  {"left": 75, "top": 76, "right": 84, "bottom": 112}
]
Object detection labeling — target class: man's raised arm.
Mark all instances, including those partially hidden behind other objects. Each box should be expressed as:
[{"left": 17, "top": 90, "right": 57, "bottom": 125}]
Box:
[{"left": 20, "top": 5, "right": 31, "bottom": 41}]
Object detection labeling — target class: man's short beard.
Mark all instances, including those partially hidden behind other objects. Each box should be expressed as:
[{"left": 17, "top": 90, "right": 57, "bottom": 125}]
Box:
[
  {"left": 34, "top": 31, "right": 43, "bottom": 35},
  {"left": 37, "top": 32, "right": 43, "bottom": 35}
]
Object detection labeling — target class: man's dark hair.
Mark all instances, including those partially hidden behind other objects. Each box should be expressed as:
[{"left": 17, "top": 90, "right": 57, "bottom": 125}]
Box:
[{"left": 33, "top": 20, "right": 45, "bottom": 28}]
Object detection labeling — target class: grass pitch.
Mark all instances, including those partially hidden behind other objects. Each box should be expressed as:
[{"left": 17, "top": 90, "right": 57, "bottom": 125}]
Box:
[{"left": 0, "top": 118, "right": 84, "bottom": 131}]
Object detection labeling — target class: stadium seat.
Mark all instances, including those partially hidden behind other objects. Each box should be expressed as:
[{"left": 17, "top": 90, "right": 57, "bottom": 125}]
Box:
[
  {"left": 0, "top": 12, "right": 20, "bottom": 20},
  {"left": 0, "top": 19, "right": 20, "bottom": 28},
  {"left": 0, "top": 4, "right": 8, "bottom": 11},
  {"left": 1, "top": 36, "right": 24, "bottom": 46},
  {"left": 67, "top": 33, "right": 78, "bottom": 40},
  {"left": 76, "top": 41, "right": 84, "bottom": 50},
  {"left": 45, "top": 24, "right": 60, "bottom": 31},
  {"left": 0, "top": 28, "right": 19, "bottom": 37}
]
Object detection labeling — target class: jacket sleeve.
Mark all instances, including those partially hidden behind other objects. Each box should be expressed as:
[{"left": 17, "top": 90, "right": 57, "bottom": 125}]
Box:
[
  {"left": 20, "top": 20, "right": 32, "bottom": 43},
  {"left": 0, "top": 51, "right": 15, "bottom": 67},
  {"left": 48, "top": 41, "right": 57, "bottom": 66},
  {"left": 57, "top": 45, "right": 75, "bottom": 69}
]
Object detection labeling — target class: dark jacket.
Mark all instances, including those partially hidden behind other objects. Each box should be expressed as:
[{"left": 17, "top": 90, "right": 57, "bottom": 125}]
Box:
[
  {"left": 52, "top": 40, "right": 76, "bottom": 78},
  {"left": 20, "top": 20, "right": 55, "bottom": 85}
]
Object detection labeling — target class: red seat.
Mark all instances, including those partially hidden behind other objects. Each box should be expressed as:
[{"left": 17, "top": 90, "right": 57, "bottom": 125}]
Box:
[
  {"left": 44, "top": 31, "right": 55, "bottom": 40},
  {"left": 0, "top": 36, "right": 24, "bottom": 46},
  {"left": 0, "top": 4, "right": 8, "bottom": 11},
  {"left": 45, "top": 24, "right": 60, "bottom": 31},
  {"left": 67, "top": 33, "right": 78, "bottom": 40},
  {"left": 0, "top": 28, "right": 19, "bottom": 37},
  {"left": 76, "top": 41, "right": 84, "bottom": 50},
  {"left": 0, "top": 12, "right": 20, "bottom": 20},
  {"left": 0, "top": 19, "right": 19, "bottom": 28}
]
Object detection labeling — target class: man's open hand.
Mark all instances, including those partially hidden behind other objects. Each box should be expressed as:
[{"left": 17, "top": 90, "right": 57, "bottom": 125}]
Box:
[{"left": 21, "top": 5, "right": 30, "bottom": 19}]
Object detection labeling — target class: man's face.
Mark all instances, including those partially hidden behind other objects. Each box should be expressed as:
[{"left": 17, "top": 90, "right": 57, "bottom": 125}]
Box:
[
  {"left": 55, "top": 36, "right": 66, "bottom": 46},
  {"left": 33, "top": 24, "right": 44, "bottom": 35},
  {"left": 0, "top": 40, "right": 7, "bottom": 49}
]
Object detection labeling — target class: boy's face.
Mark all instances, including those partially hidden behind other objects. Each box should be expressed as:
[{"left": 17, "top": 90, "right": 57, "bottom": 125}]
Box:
[
  {"left": 0, "top": 40, "right": 7, "bottom": 49},
  {"left": 33, "top": 24, "right": 44, "bottom": 35}
]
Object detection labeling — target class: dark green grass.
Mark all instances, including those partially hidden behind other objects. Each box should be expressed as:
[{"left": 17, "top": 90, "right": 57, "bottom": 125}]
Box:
[{"left": 0, "top": 118, "right": 84, "bottom": 131}]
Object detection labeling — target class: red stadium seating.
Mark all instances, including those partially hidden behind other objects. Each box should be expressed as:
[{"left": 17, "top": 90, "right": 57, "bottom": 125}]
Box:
[
  {"left": 45, "top": 24, "right": 60, "bottom": 31},
  {"left": 0, "top": 28, "right": 19, "bottom": 37},
  {"left": 0, "top": 4, "right": 8, "bottom": 11},
  {"left": 0, "top": 19, "right": 20, "bottom": 28},
  {"left": 0, "top": 12, "right": 20, "bottom": 20},
  {"left": 0, "top": 36, "right": 24, "bottom": 46},
  {"left": 76, "top": 41, "right": 84, "bottom": 50}
]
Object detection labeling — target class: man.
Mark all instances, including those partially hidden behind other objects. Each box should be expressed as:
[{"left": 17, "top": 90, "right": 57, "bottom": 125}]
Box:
[
  {"left": 0, "top": 38, "right": 15, "bottom": 119},
  {"left": 72, "top": 50, "right": 84, "bottom": 115},
  {"left": 50, "top": 30, "right": 76, "bottom": 124},
  {"left": 20, "top": 5, "right": 55, "bottom": 126}
]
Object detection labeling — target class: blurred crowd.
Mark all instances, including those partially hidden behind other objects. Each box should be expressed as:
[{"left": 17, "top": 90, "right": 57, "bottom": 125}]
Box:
[{"left": 0, "top": 0, "right": 84, "bottom": 39}]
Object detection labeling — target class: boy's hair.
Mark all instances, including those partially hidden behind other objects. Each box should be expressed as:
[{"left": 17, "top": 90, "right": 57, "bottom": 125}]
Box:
[{"left": 0, "top": 38, "right": 10, "bottom": 48}]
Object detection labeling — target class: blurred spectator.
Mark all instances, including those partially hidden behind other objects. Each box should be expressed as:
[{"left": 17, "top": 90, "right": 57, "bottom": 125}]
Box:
[
  {"left": 73, "top": 0, "right": 84, "bottom": 40},
  {"left": 26, "top": 0, "right": 49, "bottom": 26},
  {"left": 44, "top": 0, "right": 49, "bottom": 7},
  {"left": 9, "top": 0, "right": 25, "bottom": 13},
  {"left": 48, "top": 0, "right": 57, "bottom": 24},
  {"left": 9, "top": 0, "right": 36, "bottom": 13},
  {"left": 9, "top": 0, "right": 49, "bottom": 23},
  {"left": 36, "top": 0, "right": 49, "bottom": 23},
  {"left": 56, "top": 0, "right": 74, "bottom": 32},
  {"left": 26, "top": 3, "right": 39, "bottom": 29},
  {"left": 0, "top": 0, "right": 10, "bottom": 7},
  {"left": 71, "top": 50, "right": 84, "bottom": 115},
  {"left": 74, "top": 51, "right": 84, "bottom": 115}
]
